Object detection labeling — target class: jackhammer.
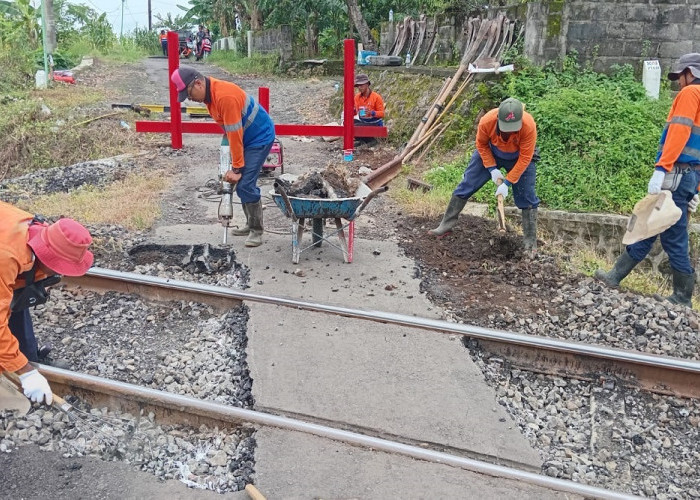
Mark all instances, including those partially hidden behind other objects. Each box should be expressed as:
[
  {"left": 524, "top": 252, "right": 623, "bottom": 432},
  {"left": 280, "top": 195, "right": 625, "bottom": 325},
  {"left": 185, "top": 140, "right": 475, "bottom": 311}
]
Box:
[{"left": 218, "top": 136, "right": 234, "bottom": 244}]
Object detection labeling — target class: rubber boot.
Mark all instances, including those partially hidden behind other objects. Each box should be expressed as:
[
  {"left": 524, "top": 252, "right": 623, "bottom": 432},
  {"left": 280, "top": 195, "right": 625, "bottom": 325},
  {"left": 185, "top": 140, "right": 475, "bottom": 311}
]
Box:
[
  {"left": 429, "top": 195, "right": 467, "bottom": 237},
  {"left": 594, "top": 251, "right": 638, "bottom": 287},
  {"left": 245, "top": 200, "right": 263, "bottom": 247},
  {"left": 522, "top": 208, "right": 538, "bottom": 254},
  {"left": 667, "top": 269, "right": 695, "bottom": 308},
  {"left": 231, "top": 203, "right": 250, "bottom": 236}
]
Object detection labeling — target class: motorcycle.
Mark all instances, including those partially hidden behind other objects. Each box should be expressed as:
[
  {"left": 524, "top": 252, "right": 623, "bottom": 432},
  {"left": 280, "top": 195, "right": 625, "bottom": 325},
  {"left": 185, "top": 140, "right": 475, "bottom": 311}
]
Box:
[{"left": 179, "top": 37, "right": 195, "bottom": 59}]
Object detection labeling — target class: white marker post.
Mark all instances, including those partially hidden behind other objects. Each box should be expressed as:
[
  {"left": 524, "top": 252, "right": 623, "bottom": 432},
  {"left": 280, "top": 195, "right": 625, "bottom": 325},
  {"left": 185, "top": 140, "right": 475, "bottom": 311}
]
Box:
[{"left": 642, "top": 60, "right": 661, "bottom": 100}]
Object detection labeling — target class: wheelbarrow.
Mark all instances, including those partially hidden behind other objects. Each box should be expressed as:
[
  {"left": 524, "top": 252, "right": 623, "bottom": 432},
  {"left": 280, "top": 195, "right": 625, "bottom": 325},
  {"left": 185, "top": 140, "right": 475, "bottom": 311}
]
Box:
[{"left": 271, "top": 182, "right": 387, "bottom": 264}]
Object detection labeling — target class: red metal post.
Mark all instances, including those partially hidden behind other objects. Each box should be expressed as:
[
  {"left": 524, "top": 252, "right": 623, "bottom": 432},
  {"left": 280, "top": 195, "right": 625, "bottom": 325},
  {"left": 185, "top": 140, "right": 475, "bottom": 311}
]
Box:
[
  {"left": 167, "top": 31, "right": 182, "bottom": 149},
  {"left": 343, "top": 39, "right": 355, "bottom": 155},
  {"left": 258, "top": 87, "right": 270, "bottom": 112}
]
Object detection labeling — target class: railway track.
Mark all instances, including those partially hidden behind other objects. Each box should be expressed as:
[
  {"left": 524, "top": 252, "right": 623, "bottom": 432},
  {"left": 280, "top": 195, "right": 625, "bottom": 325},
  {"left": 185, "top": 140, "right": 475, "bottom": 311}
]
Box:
[
  {"left": 35, "top": 364, "right": 638, "bottom": 500},
  {"left": 65, "top": 267, "right": 700, "bottom": 400},
  {"left": 24, "top": 266, "right": 694, "bottom": 498}
]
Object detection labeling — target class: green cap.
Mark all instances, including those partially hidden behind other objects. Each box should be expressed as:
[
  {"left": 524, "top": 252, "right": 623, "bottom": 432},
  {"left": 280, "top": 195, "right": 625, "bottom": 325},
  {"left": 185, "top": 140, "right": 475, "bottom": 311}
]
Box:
[{"left": 498, "top": 98, "right": 524, "bottom": 132}]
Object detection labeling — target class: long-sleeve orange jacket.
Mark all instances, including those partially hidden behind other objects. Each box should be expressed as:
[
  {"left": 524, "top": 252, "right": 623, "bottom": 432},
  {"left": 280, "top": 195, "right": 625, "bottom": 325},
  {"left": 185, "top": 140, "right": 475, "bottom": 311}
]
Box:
[
  {"left": 205, "top": 77, "right": 276, "bottom": 168},
  {"left": 656, "top": 84, "right": 700, "bottom": 171},
  {"left": 0, "top": 202, "right": 45, "bottom": 373},
  {"left": 476, "top": 108, "right": 537, "bottom": 185}
]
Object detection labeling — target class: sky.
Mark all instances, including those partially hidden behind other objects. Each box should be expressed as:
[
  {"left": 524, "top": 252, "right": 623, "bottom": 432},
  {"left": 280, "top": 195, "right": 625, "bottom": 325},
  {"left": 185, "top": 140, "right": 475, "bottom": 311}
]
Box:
[{"left": 65, "top": 0, "right": 183, "bottom": 35}]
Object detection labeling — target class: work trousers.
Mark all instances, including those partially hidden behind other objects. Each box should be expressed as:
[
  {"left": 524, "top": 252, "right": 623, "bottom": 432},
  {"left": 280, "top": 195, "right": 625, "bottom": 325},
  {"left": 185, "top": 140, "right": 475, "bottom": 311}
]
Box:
[
  {"left": 627, "top": 169, "right": 698, "bottom": 274},
  {"left": 236, "top": 141, "right": 274, "bottom": 204},
  {"left": 453, "top": 146, "right": 540, "bottom": 209},
  {"left": 9, "top": 308, "right": 38, "bottom": 362}
]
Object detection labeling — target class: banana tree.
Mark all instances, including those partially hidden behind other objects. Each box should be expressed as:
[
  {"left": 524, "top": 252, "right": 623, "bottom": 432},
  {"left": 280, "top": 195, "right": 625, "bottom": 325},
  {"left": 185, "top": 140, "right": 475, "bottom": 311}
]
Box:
[{"left": 0, "top": 0, "right": 40, "bottom": 48}]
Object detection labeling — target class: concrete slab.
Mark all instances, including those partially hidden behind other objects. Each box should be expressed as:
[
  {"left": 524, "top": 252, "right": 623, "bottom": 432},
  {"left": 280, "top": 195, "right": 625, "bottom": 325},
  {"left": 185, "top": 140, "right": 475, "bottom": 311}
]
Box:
[
  {"left": 254, "top": 427, "right": 573, "bottom": 500},
  {"left": 152, "top": 222, "right": 542, "bottom": 471}
]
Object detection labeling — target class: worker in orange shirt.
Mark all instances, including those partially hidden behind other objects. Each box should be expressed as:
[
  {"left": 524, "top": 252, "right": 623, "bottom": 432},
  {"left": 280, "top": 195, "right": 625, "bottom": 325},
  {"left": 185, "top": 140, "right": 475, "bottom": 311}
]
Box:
[
  {"left": 1, "top": 201, "right": 94, "bottom": 405},
  {"left": 353, "top": 73, "right": 384, "bottom": 147},
  {"left": 159, "top": 29, "right": 168, "bottom": 57},
  {"left": 171, "top": 67, "right": 276, "bottom": 247},
  {"left": 430, "top": 98, "right": 540, "bottom": 254},
  {"left": 596, "top": 53, "right": 700, "bottom": 307}
]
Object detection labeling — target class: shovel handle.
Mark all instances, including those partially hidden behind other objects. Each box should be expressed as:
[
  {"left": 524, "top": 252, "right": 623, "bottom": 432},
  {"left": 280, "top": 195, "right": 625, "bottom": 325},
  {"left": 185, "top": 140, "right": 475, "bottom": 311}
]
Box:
[
  {"left": 497, "top": 194, "right": 506, "bottom": 232},
  {"left": 3, "top": 369, "right": 69, "bottom": 408}
]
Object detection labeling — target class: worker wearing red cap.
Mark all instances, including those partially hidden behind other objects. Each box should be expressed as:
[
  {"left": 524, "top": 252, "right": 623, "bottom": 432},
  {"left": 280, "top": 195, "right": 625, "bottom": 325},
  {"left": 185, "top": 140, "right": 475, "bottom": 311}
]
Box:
[
  {"left": 171, "top": 67, "right": 276, "bottom": 247},
  {"left": 0, "top": 201, "right": 94, "bottom": 405}
]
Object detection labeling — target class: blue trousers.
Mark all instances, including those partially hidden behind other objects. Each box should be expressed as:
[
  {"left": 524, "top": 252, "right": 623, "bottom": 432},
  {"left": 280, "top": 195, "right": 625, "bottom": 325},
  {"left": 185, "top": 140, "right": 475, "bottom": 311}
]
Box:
[
  {"left": 9, "top": 308, "right": 38, "bottom": 362},
  {"left": 354, "top": 118, "right": 384, "bottom": 127},
  {"left": 237, "top": 141, "right": 274, "bottom": 204},
  {"left": 453, "top": 147, "right": 540, "bottom": 209},
  {"left": 626, "top": 170, "right": 697, "bottom": 274}
]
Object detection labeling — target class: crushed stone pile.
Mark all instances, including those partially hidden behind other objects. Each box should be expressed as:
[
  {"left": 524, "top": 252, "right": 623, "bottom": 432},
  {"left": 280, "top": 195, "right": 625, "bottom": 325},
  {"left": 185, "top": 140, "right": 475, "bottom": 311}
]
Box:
[{"left": 0, "top": 407, "right": 255, "bottom": 493}]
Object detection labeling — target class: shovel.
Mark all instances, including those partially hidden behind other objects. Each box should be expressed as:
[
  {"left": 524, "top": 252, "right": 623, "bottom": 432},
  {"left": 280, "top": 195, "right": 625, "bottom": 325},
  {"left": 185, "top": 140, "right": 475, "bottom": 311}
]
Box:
[{"left": 496, "top": 179, "right": 507, "bottom": 233}]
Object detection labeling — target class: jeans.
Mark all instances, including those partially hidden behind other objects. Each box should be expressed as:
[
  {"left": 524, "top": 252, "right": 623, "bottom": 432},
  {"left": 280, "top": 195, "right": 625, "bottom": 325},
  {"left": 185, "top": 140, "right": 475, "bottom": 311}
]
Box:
[
  {"left": 9, "top": 308, "right": 38, "bottom": 362},
  {"left": 453, "top": 146, "right": 540, "bottom": 209},
  {"left": 237, "top": 141, "right": 274, "bottom": 204},
  {"left": 627, "top": 169, "right": 697, "bottom": 274}
]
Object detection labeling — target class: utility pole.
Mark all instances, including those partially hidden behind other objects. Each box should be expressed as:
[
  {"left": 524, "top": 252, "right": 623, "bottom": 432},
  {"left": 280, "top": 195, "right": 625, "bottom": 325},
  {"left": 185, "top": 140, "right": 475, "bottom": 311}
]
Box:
[
  {"left": 148, "top": 0, "right": 152, "bottom": 31},
  {"left": 39, "top": 0, "right": 49, "bottom": 87},
  {"left": 120, "top": 0, "right": 125, "bottom": 39},
  {"left": 43, "top": 0, "right": 56, "bottom": 52}
]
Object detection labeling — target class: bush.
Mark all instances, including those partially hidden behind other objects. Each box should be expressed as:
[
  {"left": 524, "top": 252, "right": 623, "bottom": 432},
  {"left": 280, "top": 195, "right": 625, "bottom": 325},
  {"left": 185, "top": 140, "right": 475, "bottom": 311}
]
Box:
[{"left": 426, "top": 55, "right": 673, "bottom": 214}]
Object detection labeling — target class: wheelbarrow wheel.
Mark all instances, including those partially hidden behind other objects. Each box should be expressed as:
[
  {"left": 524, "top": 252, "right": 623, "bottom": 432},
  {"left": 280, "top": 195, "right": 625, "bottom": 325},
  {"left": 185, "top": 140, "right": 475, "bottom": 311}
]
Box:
[{"left": 312, "top": 218, "right": 323, "bottom": 248}]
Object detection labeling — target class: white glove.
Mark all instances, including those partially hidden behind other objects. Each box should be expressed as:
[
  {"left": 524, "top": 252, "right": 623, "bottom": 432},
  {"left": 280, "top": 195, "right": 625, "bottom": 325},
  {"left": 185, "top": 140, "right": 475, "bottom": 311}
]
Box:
[
  {"left": 495, "top": 182, "right": 509, "bottom": 199},
  {"left": 647, "top": 169, "right": 665, "bottom": 194},
  {"left": 19, "top": 370, "right": 53, "bottom": 405},
  {"left": 690, "top": 194, "right": 699, "bottom": 213},
  {"left": 489, "top": 168, "right": 504, "bottom": 184}
]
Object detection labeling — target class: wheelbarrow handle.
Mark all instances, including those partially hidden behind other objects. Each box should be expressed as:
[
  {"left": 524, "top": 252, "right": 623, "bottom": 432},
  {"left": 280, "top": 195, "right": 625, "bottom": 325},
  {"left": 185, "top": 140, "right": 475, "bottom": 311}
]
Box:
[
  {"left": 273, "top": 181, "right": 298, "bottom": 222},
  {"left": 352, "top": 185, "right": 388, "bottom": 220}
]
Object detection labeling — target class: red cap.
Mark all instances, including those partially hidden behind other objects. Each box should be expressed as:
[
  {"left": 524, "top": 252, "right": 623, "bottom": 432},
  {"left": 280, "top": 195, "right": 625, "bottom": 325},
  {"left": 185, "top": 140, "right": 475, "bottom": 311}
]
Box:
[{"left": 27, "top": 218, "right": 94, "bottom": 276}]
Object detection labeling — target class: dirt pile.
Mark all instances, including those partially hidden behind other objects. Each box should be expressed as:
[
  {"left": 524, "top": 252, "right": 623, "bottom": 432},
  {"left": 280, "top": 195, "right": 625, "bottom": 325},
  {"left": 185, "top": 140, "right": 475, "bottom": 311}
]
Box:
[
  {"left": 397, "top": 214, "right": 579, "bottom": 320},
  {"left": 275, "top": 163, "right": 361, "bottom": 198}
]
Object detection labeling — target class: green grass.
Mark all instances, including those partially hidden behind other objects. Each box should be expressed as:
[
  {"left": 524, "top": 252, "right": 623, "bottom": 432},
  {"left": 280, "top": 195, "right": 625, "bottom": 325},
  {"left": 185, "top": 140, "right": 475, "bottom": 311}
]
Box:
[{"left": 207, "top": 51, "right": 279, "bottom": 76}]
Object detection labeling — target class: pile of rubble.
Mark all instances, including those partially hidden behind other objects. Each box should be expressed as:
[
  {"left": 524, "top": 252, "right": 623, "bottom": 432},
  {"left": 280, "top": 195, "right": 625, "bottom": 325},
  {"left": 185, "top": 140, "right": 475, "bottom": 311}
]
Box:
[{"left": 275, "top": 163, "right": 361, "bottom": 199}]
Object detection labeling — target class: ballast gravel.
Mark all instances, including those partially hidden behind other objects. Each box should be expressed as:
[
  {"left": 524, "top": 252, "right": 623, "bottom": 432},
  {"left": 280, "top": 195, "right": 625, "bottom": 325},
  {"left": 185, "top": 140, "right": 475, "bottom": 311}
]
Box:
[{"left": 468, "top": 348, "right": 700, "bottom": 499}]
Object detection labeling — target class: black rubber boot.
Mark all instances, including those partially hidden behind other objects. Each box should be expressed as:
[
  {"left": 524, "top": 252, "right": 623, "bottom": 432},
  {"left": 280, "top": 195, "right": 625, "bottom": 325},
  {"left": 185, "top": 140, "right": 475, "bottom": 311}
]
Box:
[
  {"left": 594, "top": 251, "right": 639, "bottom": 287},
  {"left": 231, "top": 203, "right": 250, "bottom": 236},
  {"left": 667, "top": 269, "right": 695, "bottom": 308},
  {"left": 429, "top": 195, "right": 468, "bottom": 237},
  {"left": 37, "top": 344, "right": 70, "bottom": 369},
  {"left": 522, "top": 208, "right": 538, "bottom": 254},
  {"left": 245, "top": 200, "right": 264, "bottom": 247}
]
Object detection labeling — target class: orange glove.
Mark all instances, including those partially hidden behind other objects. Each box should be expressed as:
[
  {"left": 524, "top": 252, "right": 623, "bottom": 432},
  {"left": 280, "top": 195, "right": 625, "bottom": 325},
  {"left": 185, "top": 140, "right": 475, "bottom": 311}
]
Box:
[{"left": 223, "top": 169, "right": 242, "bottom": 184}]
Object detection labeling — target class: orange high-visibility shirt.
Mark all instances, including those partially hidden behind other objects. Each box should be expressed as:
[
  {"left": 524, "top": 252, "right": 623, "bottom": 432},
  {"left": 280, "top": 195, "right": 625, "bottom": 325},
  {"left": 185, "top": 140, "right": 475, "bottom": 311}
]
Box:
[
  {"left": 0, "top": 202, "right": 38, "bottom": 373},
  {"left": 656, "top": 84, "right": 700, "bottom": 171},
  {"left": 354, "top": 90, "right": 385, "bottom": 119},
  {"left": 205, "top": 78, "right": 275, "bottom": 168},
  {"left": 475, "top": 108, "right": 537, "bottom": 184}
]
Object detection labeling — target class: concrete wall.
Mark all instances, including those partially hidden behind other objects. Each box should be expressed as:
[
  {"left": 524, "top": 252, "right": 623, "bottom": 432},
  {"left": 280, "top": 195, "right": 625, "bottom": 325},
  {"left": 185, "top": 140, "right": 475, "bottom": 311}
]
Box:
[
  {"left": 524, "top": 0, "right": 700, "bottom": 72},
  {"left": 212, "top": 26, "right": 292, "bottom": 62},
  {"left": 503, "top": 207, "right": 700, "bottom": 274},
  {"left": 251, "top": 25, "right": 292, "bottom": 61},
  {"left": 213, "top": 37, "right": 238, "bottom": 52}
]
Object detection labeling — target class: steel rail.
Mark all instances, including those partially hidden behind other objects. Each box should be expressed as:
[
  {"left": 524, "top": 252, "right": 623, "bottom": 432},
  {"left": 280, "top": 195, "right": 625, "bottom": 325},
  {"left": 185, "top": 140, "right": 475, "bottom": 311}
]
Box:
[
  {"left": 65, "top": 267, "right": 700, "bottom": 399},
  {"left": 39, "top": 364, "right": 640, "bottom": 500}
]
